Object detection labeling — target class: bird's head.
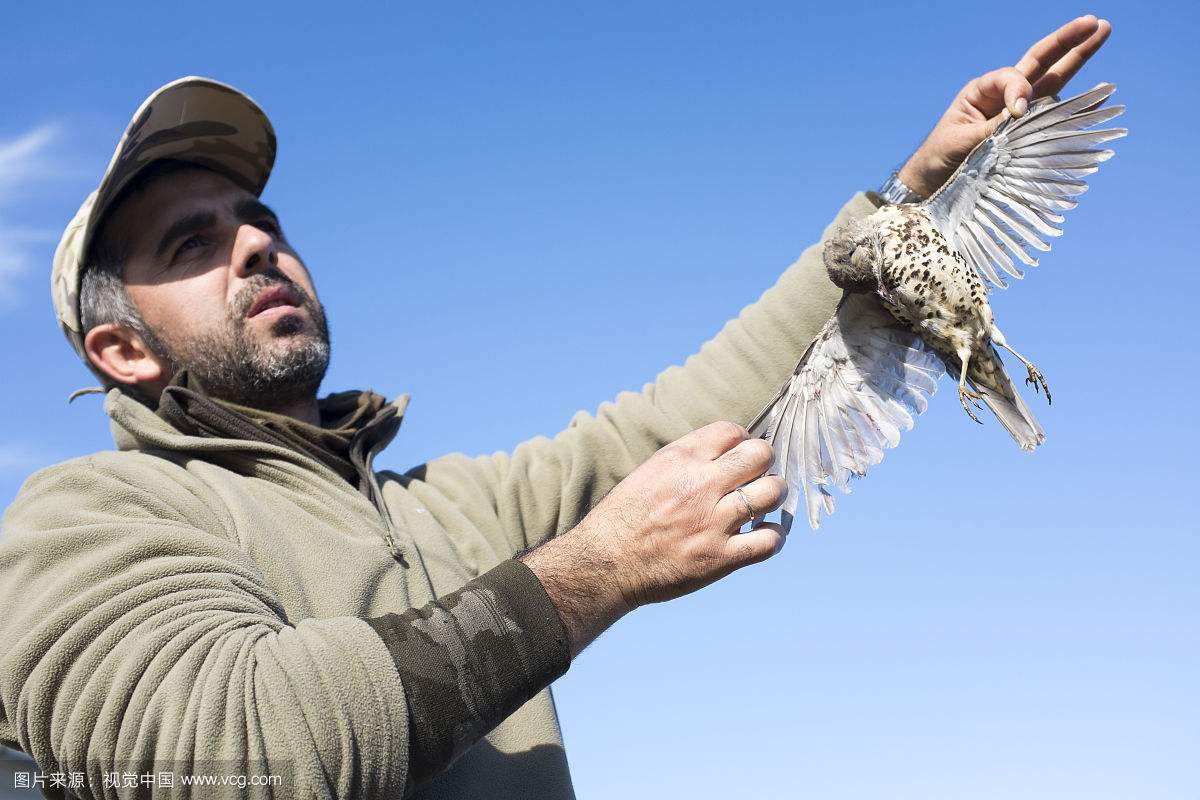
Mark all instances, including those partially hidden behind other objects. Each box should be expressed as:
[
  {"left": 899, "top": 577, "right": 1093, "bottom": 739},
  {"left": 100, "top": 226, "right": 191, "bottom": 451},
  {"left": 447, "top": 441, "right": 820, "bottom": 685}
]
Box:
[{"left": 823, "top": 215, "right": 880, "bottom": 293}]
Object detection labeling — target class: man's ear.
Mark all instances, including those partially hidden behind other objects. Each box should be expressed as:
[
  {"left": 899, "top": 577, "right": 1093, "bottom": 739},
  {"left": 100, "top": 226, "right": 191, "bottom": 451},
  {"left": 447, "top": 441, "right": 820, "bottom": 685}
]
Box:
[{"left": 83, "top": 323, "right": 170, "bottom": 391}]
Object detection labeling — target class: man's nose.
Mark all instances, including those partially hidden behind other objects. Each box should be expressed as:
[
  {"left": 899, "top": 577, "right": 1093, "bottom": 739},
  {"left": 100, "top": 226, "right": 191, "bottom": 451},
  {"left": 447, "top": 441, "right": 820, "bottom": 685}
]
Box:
[{"left": 231, "top": 223, "right": 279, "bottom": 278}]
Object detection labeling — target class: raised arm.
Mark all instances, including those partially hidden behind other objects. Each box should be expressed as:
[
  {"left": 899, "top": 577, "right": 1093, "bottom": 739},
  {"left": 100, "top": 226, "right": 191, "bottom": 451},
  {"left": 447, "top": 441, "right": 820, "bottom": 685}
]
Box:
[
  {"left": 405, "top": 16, "right": 1115, "bottom": 558},
  {"left": 410, "top": 191, "right": 880, "bottom": 556}
]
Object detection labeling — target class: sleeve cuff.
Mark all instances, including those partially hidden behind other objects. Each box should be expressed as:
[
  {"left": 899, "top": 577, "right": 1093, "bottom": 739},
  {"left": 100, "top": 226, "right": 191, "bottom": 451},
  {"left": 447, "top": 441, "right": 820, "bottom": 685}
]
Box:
[
  {"left": 488, "top": 558, "right": 573, "bottom": 674},
  {"left": 364, "top": 559, "right": 570, "bottom": 785}
]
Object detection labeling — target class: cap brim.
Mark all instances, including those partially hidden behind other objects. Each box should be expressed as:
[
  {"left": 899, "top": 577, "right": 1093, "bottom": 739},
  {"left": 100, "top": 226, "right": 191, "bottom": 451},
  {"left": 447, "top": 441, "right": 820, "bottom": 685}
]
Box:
[
  {"left": 82, "top": 75, "right": 277, "bottom": 265},
  {"left": 52, "top": 76, "right": 277, "bottom": 363}
]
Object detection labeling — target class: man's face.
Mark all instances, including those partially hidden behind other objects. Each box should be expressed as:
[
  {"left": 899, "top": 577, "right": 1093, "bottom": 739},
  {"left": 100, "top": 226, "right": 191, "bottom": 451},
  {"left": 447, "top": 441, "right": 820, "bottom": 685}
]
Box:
[{"left": 97, "top": 164, "right": 331, "bottom": 409}]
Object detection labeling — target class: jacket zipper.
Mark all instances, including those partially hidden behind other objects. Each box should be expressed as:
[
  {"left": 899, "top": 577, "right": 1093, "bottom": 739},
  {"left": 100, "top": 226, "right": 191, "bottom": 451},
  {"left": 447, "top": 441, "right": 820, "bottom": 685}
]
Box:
[{"left": 356, "top": 425, "right": 409, "bottom": 567}]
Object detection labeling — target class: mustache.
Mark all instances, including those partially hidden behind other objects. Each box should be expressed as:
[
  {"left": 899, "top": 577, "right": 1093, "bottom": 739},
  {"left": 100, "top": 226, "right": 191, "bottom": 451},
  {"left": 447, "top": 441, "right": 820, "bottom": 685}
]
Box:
[{"left": 231, "top": 268, "right": 314, "bottom": 320}]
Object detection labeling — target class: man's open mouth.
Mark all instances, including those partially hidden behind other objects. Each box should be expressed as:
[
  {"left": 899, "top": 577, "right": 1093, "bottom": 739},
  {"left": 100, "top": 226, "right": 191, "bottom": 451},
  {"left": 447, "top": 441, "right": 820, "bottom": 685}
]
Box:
[{"left": 247, "top": 285, "right": 303, "bottom": 318}]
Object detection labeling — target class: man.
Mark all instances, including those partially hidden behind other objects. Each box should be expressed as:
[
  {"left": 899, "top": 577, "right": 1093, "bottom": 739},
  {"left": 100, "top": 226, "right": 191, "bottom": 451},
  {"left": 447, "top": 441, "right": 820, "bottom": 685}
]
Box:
[{"left": 0, "top": 16, "right": 1110, "bottom": 799}]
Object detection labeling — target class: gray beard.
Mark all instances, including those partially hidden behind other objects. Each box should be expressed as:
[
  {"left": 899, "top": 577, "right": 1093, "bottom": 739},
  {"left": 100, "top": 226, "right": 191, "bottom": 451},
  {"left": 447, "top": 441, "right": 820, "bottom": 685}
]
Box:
[{"left": 146, "top": 270, "right": 331, "bottom": 411}]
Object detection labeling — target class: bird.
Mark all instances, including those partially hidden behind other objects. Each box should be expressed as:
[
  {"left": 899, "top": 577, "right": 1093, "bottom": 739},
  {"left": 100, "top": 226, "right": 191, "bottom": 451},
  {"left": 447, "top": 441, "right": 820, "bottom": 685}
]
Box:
[{"left": 748, "top": 82, "right": 1126, "bottom": 531}]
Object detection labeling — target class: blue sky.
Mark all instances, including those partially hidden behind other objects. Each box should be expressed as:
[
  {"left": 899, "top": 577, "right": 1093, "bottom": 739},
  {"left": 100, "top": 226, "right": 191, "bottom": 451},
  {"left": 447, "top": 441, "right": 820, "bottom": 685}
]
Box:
[{"left": 2, "top": 2, "right": 1196, "bottom": 798}]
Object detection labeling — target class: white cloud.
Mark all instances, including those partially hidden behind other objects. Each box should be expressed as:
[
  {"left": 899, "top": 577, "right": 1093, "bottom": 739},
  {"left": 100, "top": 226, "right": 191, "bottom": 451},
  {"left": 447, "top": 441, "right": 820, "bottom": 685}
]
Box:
[
  {"left": 0, "top": 123, "right": 63, "bottom": 195},
  {"left": 0, "top": 225, "right": 57, "bottom": 304},
  {"left": 0, "top": 123, "right": 62, "bottom": 304}
]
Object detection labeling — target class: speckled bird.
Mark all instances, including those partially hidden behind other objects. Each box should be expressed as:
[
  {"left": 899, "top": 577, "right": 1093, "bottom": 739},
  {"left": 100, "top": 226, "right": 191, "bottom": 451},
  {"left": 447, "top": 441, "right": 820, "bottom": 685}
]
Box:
[{"left": 750, "top": 83, "right": 1126, "bottom": 530}]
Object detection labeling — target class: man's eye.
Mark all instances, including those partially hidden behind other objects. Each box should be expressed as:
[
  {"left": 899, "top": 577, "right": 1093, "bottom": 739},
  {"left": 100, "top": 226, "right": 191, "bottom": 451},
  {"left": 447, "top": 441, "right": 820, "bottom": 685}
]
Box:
[{"left": 174, "top": 235, "right": 204, "bottom": 259}]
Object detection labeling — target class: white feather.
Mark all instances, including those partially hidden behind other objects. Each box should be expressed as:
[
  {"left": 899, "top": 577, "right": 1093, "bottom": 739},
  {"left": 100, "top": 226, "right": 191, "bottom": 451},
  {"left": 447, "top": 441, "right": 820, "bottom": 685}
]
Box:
[
  {"left": 922, "top": 83, "right": 1126, "bottom": 289},
  {"left": 747, "top": 293, "right": 946, "bottom": 531}
]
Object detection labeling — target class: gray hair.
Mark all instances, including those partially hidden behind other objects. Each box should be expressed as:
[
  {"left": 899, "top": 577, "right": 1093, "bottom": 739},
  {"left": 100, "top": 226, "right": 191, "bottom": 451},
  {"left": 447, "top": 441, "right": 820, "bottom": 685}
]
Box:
[
  {"left": 78, "top": 160, "right": 200, "bottom": 386},
  {"left": 78, "top": 237, "right": 170, "bottom": 398},
  {"left": 79, "top": 235, "right": 144, "bottom": 337}
]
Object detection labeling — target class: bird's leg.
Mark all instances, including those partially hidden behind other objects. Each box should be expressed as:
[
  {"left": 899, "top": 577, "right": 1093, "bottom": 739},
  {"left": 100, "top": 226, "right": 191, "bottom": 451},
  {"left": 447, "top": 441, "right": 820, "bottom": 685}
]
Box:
[
  {"left": 991, "top": 328, "right": 1051, "bottom": 404},
  {"left": 956, "top": 349, "right": 984, "bottom": 425}
]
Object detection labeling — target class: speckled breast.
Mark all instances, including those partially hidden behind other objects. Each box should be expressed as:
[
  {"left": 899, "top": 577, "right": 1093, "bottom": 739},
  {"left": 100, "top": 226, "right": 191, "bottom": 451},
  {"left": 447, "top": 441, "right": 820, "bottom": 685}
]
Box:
[{"left": 875, "top": 206, "right": 988, "bottom": 338}]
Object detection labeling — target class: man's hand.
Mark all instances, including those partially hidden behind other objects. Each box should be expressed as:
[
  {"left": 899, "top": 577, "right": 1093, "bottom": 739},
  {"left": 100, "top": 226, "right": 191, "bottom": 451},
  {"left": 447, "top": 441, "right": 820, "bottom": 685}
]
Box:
[
  {"left": 897, "top": 15, "right": 1113, "bottom": 199},
  {"left": 520, "top": 421, "right": 787, "bottom": 658}
]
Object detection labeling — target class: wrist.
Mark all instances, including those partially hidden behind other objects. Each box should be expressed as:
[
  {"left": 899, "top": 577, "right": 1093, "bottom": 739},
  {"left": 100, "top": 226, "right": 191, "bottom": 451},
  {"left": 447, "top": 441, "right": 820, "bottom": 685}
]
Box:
[
  {"left": 519, "top": 524, "right": 634, "bottom": 659},
  {"left": 895, "top": 148, "right": 941, "bottom": 200}
]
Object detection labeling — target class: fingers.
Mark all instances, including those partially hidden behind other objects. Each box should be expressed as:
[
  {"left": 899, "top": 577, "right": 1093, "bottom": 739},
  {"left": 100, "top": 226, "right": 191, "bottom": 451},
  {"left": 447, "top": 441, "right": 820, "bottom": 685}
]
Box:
[
  {"left": 964, "top": 16, "right": 1111, "bottom": 123},
  {"left": 1031, "top": 18, "right": 1112, "bottom": 99},
  {"left": 716, "top": 473, "right": 787, "bottom": 530},
  {"left": 679, "top": 420, "right": 749, "bottom": 461},
  {"left": 712, "top": 436, "right": 773, "bottom": 486},
  {"left": 722, "top": 521, "right": 787, "bottom": 568},
  {"left": 969, "top": 67, "right": 1034, "bottom": 118},
  {"left": 1015, "top": 15, "right": 1101, "bottom": 84}
]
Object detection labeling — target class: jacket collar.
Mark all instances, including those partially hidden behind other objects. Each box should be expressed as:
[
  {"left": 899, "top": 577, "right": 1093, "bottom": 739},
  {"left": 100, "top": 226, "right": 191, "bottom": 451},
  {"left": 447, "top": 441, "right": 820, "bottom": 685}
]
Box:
[{"left": 105, "top": 384, "right": 410, "bottom": 470}]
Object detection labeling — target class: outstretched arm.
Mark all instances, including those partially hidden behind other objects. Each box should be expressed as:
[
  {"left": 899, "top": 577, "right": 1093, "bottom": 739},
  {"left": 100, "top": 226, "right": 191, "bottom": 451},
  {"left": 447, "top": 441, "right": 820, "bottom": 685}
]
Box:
[
  {"left": 408, "top": 15, "right": 1115, "bottom": 558},
  {"left": 409, "top": 191, "right": 878, "bottom": 557}
]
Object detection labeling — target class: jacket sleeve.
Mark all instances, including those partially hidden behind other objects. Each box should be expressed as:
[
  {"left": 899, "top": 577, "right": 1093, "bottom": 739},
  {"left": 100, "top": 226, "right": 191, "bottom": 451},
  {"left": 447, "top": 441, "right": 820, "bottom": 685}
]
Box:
[
  {"left": 0, "top": 454, "right": 572, "bottom": 799},
  {"left": 0, "top": 455, "right": 413, "bottom": 799},
  {"left": 412, "top": 191, "right": 883, "bottom": 553}
]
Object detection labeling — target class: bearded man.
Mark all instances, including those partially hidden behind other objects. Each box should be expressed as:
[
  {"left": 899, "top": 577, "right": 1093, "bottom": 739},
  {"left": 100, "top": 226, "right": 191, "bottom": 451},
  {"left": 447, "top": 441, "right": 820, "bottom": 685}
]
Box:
[{"left": 0, "top": 16, "right": 1110, "bottom": 799}]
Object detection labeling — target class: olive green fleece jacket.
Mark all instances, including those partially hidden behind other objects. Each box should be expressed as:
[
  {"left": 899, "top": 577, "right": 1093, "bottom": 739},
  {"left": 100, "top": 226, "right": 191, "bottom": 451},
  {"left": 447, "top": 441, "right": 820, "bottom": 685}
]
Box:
[{"left": 0, "top": 191, "right": 880, "bottom": 799}]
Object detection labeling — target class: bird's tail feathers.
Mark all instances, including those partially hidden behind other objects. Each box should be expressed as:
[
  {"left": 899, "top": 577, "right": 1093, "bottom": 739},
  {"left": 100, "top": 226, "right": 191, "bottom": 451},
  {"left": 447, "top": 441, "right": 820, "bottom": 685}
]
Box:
[{"left": 977, "top": 372, "right": 1045, "bottom": 452}]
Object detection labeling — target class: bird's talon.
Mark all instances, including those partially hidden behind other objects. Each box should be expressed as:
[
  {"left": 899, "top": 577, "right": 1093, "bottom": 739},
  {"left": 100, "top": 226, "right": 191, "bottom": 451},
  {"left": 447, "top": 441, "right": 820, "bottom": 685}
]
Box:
[
  {"left": 959, "top": 388, "right": 985, "bottom": 425},
  {"left": 1025, "top": 367, "right": 1051, "bottom": 406}
]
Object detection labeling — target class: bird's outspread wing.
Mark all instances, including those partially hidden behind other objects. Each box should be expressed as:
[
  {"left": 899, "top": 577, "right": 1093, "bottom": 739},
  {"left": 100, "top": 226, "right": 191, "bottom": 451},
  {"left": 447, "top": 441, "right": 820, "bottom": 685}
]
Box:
[
  {"left": 748, "top": 293, "right": 946, "bottom": 531},
  {"left": 922, "top": 82, "right": 1126, "bottom": 289}
]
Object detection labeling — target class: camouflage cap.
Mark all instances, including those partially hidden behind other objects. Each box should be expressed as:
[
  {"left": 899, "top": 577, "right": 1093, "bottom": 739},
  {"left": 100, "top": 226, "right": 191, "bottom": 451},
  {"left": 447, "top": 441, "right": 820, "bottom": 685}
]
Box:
[{"left": 52, "top": 76, "right": 276, "bottom": 363}]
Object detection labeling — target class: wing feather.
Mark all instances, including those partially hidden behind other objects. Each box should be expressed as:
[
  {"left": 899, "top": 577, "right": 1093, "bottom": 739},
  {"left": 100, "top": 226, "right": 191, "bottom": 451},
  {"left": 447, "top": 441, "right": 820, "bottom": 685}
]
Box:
[
  {"left": 956, "top": 227, "right": 1007, "bottom": 287},
  {"left": 972, "top": 206, "right": 1036, "bottom": 268},
  {"left": 1006, "top": 164, "right": 1098, "bottom": 180},
  {"left": 964, "top": 217, "right": 1021, "bottom": 280},
  {"left": 922, "top": 82, "right": 1126, "bottom": 288},
  {"left": 748, "top": 293, "right": 946, "bottom": 530},
  {"left": 978, "top": 195, "right": 1050, "bottom": 252},
  {"left": 1010, "top": 150, "right": 1115, "bottom": 169},
  {"left": 1006, "top": 104, "right": 1125, "bottom": 144},
  {"left": 801, "top": 395, "right": 826, "bottom": 525},
  {"left": 984, "top": 186, "right": 1062, "bottom": 238}
]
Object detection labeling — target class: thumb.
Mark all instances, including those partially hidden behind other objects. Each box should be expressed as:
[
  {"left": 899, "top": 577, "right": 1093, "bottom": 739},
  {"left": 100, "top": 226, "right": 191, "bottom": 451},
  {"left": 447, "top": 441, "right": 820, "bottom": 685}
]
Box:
[
  {"left": 1004, "top": 76, "right": 1032, "bottom": 118},
  {"left": 970, "top": 66, "right": 1033, "bottom": 118}
]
